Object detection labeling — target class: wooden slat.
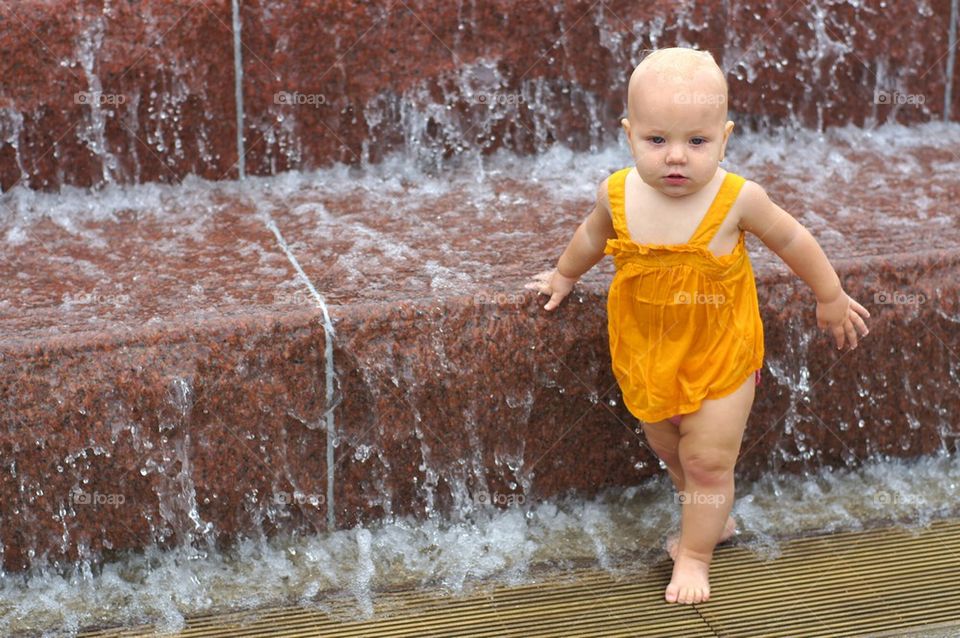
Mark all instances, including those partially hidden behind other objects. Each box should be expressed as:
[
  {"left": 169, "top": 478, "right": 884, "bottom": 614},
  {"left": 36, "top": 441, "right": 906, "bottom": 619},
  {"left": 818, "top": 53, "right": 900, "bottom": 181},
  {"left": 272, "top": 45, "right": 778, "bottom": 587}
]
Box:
[{"left": 80, "top": 518, "right": 960, "bottom": 638}]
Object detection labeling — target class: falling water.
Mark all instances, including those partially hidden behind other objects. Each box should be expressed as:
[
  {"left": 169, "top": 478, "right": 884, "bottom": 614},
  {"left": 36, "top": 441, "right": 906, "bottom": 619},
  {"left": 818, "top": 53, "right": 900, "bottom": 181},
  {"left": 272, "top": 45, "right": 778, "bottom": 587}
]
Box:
[
  {"left": 1, "top": 450, "right": 959, "bottom": 636},
  {"left": 2, "top": 124, "right": 958, "bottom": 576},
  {"left": 228, "top": 0, "right": 339, "bottom": 531},
  {"left": 947, "top": 0, "right": 959, "bottom": 120},
  {"left": 0, "top": 0, "right": 951, "bottom": 191},
  {"left": 263, "top": 216, "right": 339, "bottom": 531},
  {"left": 74, "top": 17, "right": 119, "bottom": 185},
  {"left": 1, "top": 0, "right": 958, "bottom": 635},
  {"left": 231, "top": 0, "right": 245, "bottom": 180}
]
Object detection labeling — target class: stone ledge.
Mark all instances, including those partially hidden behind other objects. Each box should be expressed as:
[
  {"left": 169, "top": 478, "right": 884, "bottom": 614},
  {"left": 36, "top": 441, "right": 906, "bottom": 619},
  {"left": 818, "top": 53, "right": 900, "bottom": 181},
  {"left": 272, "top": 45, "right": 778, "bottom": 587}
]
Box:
[
  {"left": 2, "top": 130, "right": 958, "bottom": 572},
  {"left": 2, "top": 248, "right": 958, "bottom": 573}
]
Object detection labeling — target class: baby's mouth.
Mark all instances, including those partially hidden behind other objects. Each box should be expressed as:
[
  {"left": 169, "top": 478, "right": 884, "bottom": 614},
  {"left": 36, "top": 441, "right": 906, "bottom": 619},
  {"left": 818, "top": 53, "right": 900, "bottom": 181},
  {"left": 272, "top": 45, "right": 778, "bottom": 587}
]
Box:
[{"left": 663, "top": 173, "right": 688, "bottom": 183}]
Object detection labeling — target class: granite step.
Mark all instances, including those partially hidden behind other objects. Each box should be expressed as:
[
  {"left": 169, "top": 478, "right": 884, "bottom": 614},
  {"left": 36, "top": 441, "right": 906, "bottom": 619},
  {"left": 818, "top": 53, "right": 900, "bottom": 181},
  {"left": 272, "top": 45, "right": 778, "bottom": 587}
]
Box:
[{"left": 1, "top": 127, "right": 959, "bottom": 573}]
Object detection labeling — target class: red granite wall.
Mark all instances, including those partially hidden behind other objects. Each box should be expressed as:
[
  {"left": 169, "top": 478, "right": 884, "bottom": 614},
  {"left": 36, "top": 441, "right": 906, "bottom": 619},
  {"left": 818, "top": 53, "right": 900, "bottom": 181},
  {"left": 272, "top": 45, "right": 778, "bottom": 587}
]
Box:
[
  {"left": 2, "top": 252, "right": 958, "bottom": 573},
  {"left": 1, "top": 0, "right": 958, "bottom": 574},
  {"left": 1, "top": 0, "right": 956, "bottom": 191}
]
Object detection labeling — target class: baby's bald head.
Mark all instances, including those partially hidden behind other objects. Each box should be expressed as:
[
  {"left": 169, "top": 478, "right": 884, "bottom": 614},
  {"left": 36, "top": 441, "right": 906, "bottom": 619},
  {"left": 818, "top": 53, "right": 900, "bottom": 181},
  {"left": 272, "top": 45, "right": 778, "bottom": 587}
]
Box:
[
  {"left": 625, "top": 47, "right": 729, "bottom": 125},
  {"left": 620, "top": 47, "right": 735, "bottom": 196}
]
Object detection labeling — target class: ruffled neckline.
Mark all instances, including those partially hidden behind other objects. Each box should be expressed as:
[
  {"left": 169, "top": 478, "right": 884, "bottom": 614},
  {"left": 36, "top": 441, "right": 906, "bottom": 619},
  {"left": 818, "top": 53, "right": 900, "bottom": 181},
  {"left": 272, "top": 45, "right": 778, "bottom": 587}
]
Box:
[{"left": 604, "top": 235, "right": 743, "bottom": 265}]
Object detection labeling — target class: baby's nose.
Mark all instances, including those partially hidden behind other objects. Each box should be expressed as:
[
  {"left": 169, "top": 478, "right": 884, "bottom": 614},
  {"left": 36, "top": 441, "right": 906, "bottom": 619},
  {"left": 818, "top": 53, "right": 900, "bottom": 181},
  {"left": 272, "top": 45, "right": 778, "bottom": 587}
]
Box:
[{"left": 665, "top": 145, "right": 686, "bottom": 163}]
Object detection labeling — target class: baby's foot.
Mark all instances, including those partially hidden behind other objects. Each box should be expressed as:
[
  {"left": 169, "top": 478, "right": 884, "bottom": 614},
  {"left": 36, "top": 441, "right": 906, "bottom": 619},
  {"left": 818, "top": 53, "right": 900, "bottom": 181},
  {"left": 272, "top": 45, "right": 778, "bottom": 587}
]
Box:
[
  {"left": 665, "top": 549, "right": 712, "bottom": 604},
  {"left": 665, "top": 515, "right": 736, "bottom": 561}
]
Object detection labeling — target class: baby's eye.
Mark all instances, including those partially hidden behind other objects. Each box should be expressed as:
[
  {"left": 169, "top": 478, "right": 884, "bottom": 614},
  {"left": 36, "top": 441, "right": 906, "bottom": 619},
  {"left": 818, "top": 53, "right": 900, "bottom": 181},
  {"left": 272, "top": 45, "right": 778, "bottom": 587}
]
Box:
[
  {"left": 647, "top": 136, "right": 665, "bottom": 144},
  {"left": 690, "top": 137, "right": 707, "bottom": 146}
]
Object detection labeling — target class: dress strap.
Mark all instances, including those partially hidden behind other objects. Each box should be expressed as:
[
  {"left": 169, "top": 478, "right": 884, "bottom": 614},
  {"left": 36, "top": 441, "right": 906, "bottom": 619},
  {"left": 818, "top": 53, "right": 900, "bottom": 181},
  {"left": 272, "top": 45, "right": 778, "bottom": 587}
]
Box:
[
  {"left": 606, "top": 167, "right": 633, "bottom": 241},
  {"left": 688, "top": 172, "right": 747, "bottom": 248}
]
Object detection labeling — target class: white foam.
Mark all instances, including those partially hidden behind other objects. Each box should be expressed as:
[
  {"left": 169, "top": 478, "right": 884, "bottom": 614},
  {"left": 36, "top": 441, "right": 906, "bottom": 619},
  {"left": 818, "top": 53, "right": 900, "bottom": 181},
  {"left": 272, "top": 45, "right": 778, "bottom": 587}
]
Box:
[
  {"left": 2, "top": 450, "right": 959, "bottom": 636},
  {"left": 4, "top": 122, "right": 959, "bottom": 245}
]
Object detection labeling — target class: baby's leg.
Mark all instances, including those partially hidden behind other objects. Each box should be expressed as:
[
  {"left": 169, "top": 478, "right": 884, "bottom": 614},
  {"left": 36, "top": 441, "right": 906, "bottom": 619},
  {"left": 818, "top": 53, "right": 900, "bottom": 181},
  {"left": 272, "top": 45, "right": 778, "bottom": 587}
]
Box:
[
  {"left": 643, "top": 419, "right": 737, "bottom": 560},
  {"left": 666, "top": 373, "right": 756, "bottom": 604},
  {"left": 641, "top": 420, "right": 685, "bottom": 491}
]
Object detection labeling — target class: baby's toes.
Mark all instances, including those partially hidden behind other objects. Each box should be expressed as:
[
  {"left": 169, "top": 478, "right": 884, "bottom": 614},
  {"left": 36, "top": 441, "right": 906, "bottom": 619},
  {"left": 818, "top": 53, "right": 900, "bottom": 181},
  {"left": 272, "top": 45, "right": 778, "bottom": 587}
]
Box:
[{"left": 665, "top": 582, "right": 680, "bottom": 603}]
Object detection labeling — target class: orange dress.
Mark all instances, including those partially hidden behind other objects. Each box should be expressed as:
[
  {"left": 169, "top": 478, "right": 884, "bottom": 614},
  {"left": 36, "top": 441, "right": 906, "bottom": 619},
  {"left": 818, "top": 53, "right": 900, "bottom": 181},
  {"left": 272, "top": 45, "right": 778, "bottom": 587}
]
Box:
[{"left": 603, "top": 168, "right": 764, "bottom": 424}]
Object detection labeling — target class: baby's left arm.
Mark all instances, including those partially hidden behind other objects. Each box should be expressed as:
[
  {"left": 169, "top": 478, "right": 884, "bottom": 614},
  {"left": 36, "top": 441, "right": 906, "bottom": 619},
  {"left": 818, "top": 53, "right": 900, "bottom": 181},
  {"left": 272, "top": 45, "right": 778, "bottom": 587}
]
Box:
[{"left": 737, "top": 181, "right": 870, "bottom": 351}]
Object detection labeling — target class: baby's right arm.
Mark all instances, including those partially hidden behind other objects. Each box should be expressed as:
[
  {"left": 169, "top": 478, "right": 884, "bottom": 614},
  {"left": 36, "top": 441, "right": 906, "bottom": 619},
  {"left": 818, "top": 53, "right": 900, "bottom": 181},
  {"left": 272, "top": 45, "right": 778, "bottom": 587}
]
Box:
[
  {"left": 524, "top": 178, "right": 617, "bottom": 311},
  {"left": 737, "top": 180, "right": 870, "bottom": 350}
]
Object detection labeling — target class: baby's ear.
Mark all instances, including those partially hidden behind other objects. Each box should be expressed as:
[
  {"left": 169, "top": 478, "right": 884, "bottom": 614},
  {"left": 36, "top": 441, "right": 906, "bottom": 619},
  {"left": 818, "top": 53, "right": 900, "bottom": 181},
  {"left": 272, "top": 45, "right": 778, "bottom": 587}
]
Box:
[
  {"left": 720, "top": 120, "right": 735, "bottom": 160},
  {"left": 621, "top": 117, "right": 631, "bottom": 133}
]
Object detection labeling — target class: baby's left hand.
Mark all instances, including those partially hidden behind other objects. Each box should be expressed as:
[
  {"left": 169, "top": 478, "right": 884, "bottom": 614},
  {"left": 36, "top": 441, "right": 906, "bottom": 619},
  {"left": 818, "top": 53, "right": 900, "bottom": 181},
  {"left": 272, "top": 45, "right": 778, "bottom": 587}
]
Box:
[
  {"left": 816, "top": 291, "right": 870, "bottom": 350},
  {"left": 525, "top": 268, "right": 578, "bottom": 311}
]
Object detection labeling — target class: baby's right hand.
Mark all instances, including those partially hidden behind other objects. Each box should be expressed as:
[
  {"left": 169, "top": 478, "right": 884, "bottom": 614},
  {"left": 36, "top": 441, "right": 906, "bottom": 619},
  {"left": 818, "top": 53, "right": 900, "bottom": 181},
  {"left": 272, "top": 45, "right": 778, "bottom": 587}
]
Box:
[
  {"left": 816, "top": 291, "right": 870, "bottom": 350},
  {"left": 524, "top": 269, "right": 578, "bottom": 311}
]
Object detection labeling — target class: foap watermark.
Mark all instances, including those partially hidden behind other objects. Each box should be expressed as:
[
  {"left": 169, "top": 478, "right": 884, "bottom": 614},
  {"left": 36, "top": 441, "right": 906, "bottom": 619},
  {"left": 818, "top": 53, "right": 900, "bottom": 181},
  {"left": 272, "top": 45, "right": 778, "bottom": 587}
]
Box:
[
  {"left": 674, "top": 491, "right": 726, "bottom": 507},
  {"left": 274, "top": 91, "right": 328, "bottom": 108},
  {"left": 63, "top": 291, "right": 131, "bottom": 306},
  {"left": 273, "top": 491, "right": 325, "bottom": 507},
  {"left": 673, "top": 291, "right": 726, "bottom": 305},
  {"left": 274, "top": 290, "right": 315, "bottom": 306},
  {"left": 873, "top": 289, "right": 926, "bottom": 306},
  {"left": 472, "top": 490, "right": 526, "bottom": 507},
  {"left": 475, "top": 291, "right": 526, "bottom": 305},
  {"left": 873, "top": 89, "right": 925, "bottom": 106},
  {"left": 74, "top": 91, "right": 127, "bottom": 106},
  {"left": 873, "top": 490, "right": 924, "bottom": 507},
  {"left": 474, "top": 92, "right": 525, "bottom": 106},
  {"left": 673, "top": 91, "right": 726, "bottom": 106},
  {"left": 70, "top": 488, "right": 126, "bottom": 507}
]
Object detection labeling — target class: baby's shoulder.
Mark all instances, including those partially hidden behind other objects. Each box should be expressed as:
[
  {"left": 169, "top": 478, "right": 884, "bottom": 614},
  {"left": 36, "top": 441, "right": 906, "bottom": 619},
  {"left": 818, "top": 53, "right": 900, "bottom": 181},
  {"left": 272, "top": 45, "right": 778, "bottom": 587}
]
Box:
[
  {"left": 733, "top": 178, "right": 776, "bottom": 232},
  {"left": 733, "top": 178, "right": 772, "bottom": 213},
  {"left": 595, "top": 175, "right": 612, "bottom": 216},
  {"left": 595, "top": 166, "right": 631, "bottom": 206},
  {"left": 735, "top": 177, "right": 766, "bottom": 199}
]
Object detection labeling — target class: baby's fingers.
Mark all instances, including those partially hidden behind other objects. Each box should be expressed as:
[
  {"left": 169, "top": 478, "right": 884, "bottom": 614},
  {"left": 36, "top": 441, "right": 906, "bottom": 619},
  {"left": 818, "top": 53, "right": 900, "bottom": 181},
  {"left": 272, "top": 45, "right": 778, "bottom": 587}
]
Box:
[
  {"left": 831, "top": 323, "right": 846, "bottom": 350},
  {"left": 844, "top": 318, "right": 859, "bottom": 350},
  {"left": 531, "top": 269, "right": 554, "bottom": 282},
  {"left": 543, "top": 290, "right": 567, "bottom": 311},
  {"left": 524, "top": 270, "right": 554, "bottom": 293},
  {"left": 849, "top": 297, "right": 871, "bottom": 319},
  {"left": 850, "top": 307, "right": 870, "bottom": 338}
]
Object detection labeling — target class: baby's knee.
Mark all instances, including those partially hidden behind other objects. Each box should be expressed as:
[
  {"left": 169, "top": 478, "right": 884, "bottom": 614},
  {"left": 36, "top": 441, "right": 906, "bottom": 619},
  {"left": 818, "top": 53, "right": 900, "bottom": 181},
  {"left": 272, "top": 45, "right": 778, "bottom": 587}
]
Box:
[
  {"left": 646, "top": 438, "right": 679, "bottom": 462},
  {"left": 642, "top": 425, "right": 680, "bottom": 460},
  {"left": 678, "top": 449, "right": 735, "bottom": 485}
]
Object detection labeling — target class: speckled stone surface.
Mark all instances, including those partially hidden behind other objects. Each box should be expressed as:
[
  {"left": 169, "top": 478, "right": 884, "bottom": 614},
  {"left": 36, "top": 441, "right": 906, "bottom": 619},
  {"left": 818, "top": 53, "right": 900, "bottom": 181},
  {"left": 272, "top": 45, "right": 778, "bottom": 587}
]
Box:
[
  {"left": 1, "top": 0, "right": 959, "bottom": 574},
  {"left": 2, "top": 132, "right": 959, "bottom": 572},
  {"left": 1, "top": 0, "right": 957, "bottom": 190},
  {"left": 0, "top": 0, "right": 239, "bottom": 191}
]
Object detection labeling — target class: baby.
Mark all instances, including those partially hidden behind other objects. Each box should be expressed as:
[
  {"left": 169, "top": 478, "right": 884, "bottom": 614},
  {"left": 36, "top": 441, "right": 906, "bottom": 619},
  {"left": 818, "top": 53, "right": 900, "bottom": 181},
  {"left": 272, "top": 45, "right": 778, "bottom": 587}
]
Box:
[{"left": 525, "top": 47, "right": 871, "bottom": 605}]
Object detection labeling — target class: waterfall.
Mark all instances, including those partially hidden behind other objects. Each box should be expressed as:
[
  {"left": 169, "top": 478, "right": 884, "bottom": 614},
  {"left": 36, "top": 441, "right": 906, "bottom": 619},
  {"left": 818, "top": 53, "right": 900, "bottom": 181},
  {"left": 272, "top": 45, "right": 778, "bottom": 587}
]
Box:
[
  {"left": 231, "top": 0, "right": 246, "bottom": 179},
  {"left": 947, "top": 0, "right": 959, "bottom": 121}
]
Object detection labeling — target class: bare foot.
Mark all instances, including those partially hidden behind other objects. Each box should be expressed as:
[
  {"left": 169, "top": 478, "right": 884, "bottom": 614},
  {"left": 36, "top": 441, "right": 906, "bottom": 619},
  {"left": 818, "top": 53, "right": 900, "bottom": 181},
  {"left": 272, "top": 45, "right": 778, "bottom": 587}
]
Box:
[
  {"left": 665, "top": 548, "right": 711, "bottom": 604},
  {"left": 665, "top": 515, "right": 736, "bottom": 561}
]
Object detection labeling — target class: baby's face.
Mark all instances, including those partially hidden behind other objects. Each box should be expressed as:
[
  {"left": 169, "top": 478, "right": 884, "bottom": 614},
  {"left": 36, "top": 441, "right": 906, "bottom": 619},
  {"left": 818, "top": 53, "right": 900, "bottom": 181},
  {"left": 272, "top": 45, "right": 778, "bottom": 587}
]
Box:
[{"left": 622, "top": 74, "right": 733, "bottom": 198}]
